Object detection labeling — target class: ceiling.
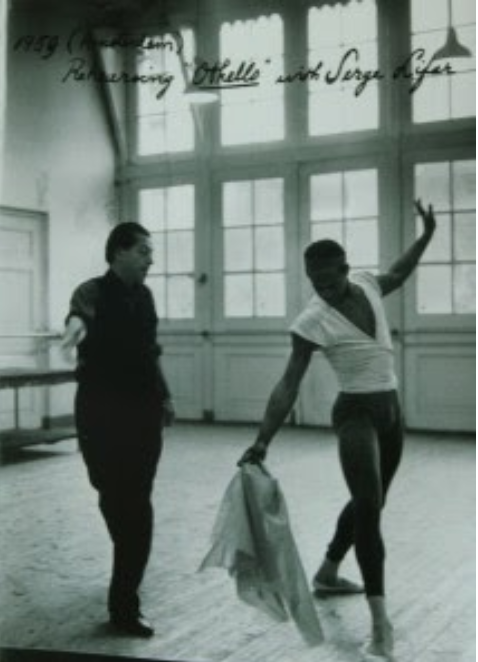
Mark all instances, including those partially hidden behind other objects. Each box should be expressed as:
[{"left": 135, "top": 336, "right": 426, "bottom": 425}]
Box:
[{"left": 10, "top": 0, "right": 171, "bottom": 28}]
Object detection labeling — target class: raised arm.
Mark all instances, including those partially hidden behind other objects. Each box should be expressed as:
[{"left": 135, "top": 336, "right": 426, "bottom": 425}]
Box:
[
  {"left": 377, "top": 199, "right": 436, "bottom": 297},
  {"left": 237, "top": 334, "right": 316, "bottom": 465}
]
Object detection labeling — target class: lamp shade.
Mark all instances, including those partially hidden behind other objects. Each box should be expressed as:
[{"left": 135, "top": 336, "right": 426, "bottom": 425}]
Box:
[{"left": 432, "top": 26, "right": 473, "bottom": 61}]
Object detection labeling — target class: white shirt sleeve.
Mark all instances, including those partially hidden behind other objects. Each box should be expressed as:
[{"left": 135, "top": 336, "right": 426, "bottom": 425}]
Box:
[{"left": 290, "top": 299, "right": 327, "bottom": 347}]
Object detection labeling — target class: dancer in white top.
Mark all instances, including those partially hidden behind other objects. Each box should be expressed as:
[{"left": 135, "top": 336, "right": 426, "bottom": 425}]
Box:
[{"left": 238, "top": 199, "right": 436, "bottom": 659}]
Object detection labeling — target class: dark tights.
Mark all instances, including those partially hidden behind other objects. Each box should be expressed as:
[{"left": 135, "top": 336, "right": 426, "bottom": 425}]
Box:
[{"left": 326, "top": 390, "right": 404, "bottom": 597}]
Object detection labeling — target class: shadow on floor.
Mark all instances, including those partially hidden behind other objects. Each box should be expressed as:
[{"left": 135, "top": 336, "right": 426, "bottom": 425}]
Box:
[{"left": 0, "top": 647, "right": 185, "bottom": 662}]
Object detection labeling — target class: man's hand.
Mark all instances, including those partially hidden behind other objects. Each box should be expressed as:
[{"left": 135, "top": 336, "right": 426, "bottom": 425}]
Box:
[
  {"left": 415, "top": 198, "right": 436, "bottom": 238},
  {"left": 162, "top": 399, "right": 175, "bottom": 427},
  {"left": 237, "top": 440, "right": 268, "bottom": 467},
  {"left": 60, "top": 316, "right": 86, "bottom": 364}
]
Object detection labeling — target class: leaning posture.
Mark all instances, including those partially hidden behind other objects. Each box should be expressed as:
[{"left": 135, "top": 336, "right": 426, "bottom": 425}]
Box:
[
  {"left": 62, "top": 222, "right": 174, "bottom": 637},
  {"left": 239, "top": 200, "right": 436, "bottom": 658}
]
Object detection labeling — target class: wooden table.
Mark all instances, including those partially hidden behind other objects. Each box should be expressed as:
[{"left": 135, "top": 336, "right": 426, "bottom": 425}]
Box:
[{"left": 0, "top": 368, "right": 76, "bottom": 449}]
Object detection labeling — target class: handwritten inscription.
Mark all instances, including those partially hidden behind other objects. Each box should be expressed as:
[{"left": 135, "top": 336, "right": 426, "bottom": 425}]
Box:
[
  {"left": 393, "top": 48, "right": 455, "bottom": 92},
  {"left": 62, "top": 57, "right": 173, "bottom": 99},
  {"left": 13, "top": 29, "right": 183, "bottom": 60},
  {"left": 192, "top": 59, "right": 261, "bottom": 89},
  {"left": 277, "top": 48, "right": 384, "bottom": 96},
  {"left": 12, "top": 30, "right": 456, "bottom": 98}
]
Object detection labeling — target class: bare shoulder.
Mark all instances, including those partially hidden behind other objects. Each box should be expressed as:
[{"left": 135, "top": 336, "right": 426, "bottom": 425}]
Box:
[{"left": 375, "top": 272, "right": 402, "bottom": 297}]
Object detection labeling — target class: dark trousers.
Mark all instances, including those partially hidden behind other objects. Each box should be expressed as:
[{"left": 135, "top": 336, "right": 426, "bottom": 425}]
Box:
[
  {"left": 326, "top": 390, "right": 404, "bottom": 597},
  {"left": 75, "top": 384, "right": 163, "bottom": 618}
]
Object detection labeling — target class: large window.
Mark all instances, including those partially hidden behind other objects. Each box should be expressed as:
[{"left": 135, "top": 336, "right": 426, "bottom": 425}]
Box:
[
  {"left": 308, "top": 0, "right": 379, "bottom": 136},
  {"left": 411, "top": 0, "right": 476, "bottom": 122},
  {"left": 219, "top": 15, "right": 284, "bottom": 146},
  {"left": 414, "top": 160, "right": 475, "bottom": 314},
  {"left": 138, "top": 185, "right": 195, "bottom": 319},
  {"left": 222, "top": 178, "right": 285, "bottom": 317},
  {"left": 135, "top": 29, "right": 195, "bottom": 155},
  {"left": 309, "top": 169, "right": 379, "bottom": 272}
]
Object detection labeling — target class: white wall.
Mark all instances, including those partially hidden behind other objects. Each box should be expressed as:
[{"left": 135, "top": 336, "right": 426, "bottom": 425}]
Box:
[
  {"left": 2, "top": 8, "right": 117, "bottom": 330},
  {"left": 2, "top": 8, "right": 117, "bottom": 422}
]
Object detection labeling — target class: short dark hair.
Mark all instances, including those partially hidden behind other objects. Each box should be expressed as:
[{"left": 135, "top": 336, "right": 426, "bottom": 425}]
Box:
[
  {"left": 304, "top": 239, "right": 346, "bottom": 266},
  {"left": 105, "top": 222, "right": 150, "bottom": 264}
]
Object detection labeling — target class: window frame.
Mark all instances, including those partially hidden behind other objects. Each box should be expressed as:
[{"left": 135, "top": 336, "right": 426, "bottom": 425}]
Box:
[
  {"left": 212, "top": 162, "right": 297, "bottom": 333},
  {"left": 130, "top": 171, "right": 207, "bottom": 332},
  {"left": 402, "top": 147, "right": 476, "bottom": 332},
  {"left": 126, "top": 24, "right": 199, "bottom": 164}
]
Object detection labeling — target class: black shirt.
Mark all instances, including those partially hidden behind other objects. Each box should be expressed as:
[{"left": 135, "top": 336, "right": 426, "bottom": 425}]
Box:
[{"left": 67, "top": 270, "right": 168, "bottom": 397}]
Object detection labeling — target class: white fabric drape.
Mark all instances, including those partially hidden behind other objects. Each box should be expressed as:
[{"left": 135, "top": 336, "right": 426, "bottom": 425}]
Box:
[{"left": 199, "top": 463, "right": 324, "bottom": 647}]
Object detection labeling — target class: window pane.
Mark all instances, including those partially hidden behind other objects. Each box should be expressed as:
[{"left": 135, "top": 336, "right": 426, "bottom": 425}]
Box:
[
  {"left": 416, "top": 213, "right": 452, "bottom": 263},
  {"left": 412, "top": 75, "right": 450, "bottom": 124},
  {"left": 165, "top": 112, "right": 195, "bottom": 153},
  {"left": 309, "top": 91, "right": 344, "bottom": 136},
  {"left": 167, "top": 276, "right": 194, "bottom": 319},
  {"left": 453, "top": 160, "right": 476, "bottom": 210},
  {"left": 454, "top": 0, "right": 476, "bottom": 24},
  {"left": 256, "top": 274, "right": 285, "bottom": 316},
  {"left": 135, "top": 29, "right": 195, "bottom": 156},
  {"left": 221, "top": 104, "right": 253, "bottom": 146},
  {"left": 311, "top": 221, "right": 344, "bottom": 244},
  {"left": 454, "top": 264, "right": 476, "bottom": 313},
  {"left": 139, "top": 189, "right": 166, "bottom": 231},
  {"left": 225, "top": 274, "right": 254, "bottom": 317},
  {"left": 254, "top": 179, "right": 283, "bottom": 224},
  {"left": 223, "top": 182, "right": 253, "bottom": 226},
  {"left": 451, "top": 71, "right": 476, "bottom": 119},
  {"left": 253, "top": 101, "right": 285, "bottom": 142},
  {"left": 220, "top": 15, "right": 284, "bottom": 146},
  {"left": 411, "top": 0, "right": 476, "bottom": 123},
  {"left": 412, "top": 0, "right": 447, "bottom": 32},
  {"left": 308, "top": 2, "right": 378, "bottom": 136},
  {"left": 417, "top": 265, "right": 452, "bottom": 313},
  {"left": 167, "top": 186, "right": 194, "bottom": 229},
  {"left": 346, "top": 220, "right": 378, "bottom": 267},
  {"left": 223, "top": 178, "right": 286, "bottom": 319},
  {"left": 345, "top": 170, "right": 378, "bottom": 217},
  {"left": 147, "top": 275, "right": 166, "bottom": 318},
  {"left": 255, "top": 227, "right": 284, "bottom": 270},
  {"left": 309, "top": 5, "right": 341, "bottom": 45},
  {"left": 137, "top": 116, "right": 166, "bottom": 156},
  {"left": 454, "top": 213, "right": 476, "bottom": 261},
  {"left": 415, "top": 163, "right": 450, "bottom": 211},
  {"left": 224, "top": 228, "right": 253, "bottom": 271},
  {"left": 344, "top": 83, "right": 379, "bottom": 131},
  {"left": 342, "top": 0, "right": 377, "bottom": 43},
  {"left": 166, "top": 232, "right": 194, "bottom": 273},
  {"left": 311, "top": 174, "right": 343, "bottom": 221},
  {"left": 415, "top": 159, "right": 476, "bottom": 316}
]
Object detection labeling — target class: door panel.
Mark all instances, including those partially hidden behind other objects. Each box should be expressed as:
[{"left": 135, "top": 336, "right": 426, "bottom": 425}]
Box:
[{"left": 0, "top": 207, "right": 47, "bottom": 429}]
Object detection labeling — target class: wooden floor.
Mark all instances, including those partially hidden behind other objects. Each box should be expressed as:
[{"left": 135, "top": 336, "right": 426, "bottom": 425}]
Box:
[{"left": 0, "top": 423, "right": 475, "bottom": 662}]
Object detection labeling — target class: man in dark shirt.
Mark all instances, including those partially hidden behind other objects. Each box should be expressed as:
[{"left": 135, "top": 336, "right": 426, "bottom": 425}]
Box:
[{"left": 62, "top": 222, "right": 174, "bottom": 637}]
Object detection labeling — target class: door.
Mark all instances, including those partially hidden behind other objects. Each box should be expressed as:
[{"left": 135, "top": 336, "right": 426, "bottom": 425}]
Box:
[{"left": 0, "top": 206, "right": 47, "bottom": 429}]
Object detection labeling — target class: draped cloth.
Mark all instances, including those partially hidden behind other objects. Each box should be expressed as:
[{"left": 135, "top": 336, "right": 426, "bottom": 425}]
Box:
[{"left": 199, "top": 464, "right": 324, "bottom": 647}]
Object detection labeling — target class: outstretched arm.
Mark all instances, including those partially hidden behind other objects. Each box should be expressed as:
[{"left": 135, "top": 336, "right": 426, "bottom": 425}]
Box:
[
  {"left": 60, "top": 315, "right": 87, "bottom": 363},
  {"left": 377, "top": 199, "right": 436, "bottom": 296},
  {"left": 237, "top": 335, "right": 315, "bottom": 465}
]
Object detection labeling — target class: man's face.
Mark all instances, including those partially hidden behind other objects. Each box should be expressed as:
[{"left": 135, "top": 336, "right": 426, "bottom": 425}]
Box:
[
  {"left": 115, "top": 235, "right": 154, "bottom": 285},
  {"left": 306, "top": 258, "right": 349, "bottom": 305}
]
